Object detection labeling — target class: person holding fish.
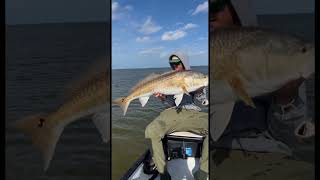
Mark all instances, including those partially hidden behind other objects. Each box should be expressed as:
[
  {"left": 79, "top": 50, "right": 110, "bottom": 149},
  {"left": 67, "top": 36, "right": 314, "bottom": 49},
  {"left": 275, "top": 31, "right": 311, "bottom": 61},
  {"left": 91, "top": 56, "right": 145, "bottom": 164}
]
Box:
[
  {"left": 145, "top": 51, "right": 209, "bottom": 179},
  {"left": 113, "top": 50, "right": 209, "bottom": 179},
  {"left": 210, "top": 0, "right": 314, "bottom": 179}
]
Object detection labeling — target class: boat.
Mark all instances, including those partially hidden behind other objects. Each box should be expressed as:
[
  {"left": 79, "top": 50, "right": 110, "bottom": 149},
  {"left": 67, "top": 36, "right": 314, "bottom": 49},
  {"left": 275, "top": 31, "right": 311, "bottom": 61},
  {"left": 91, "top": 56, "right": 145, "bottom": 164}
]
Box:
[{"left": 121, "top": 131, "right": 206, "bottom": 180}]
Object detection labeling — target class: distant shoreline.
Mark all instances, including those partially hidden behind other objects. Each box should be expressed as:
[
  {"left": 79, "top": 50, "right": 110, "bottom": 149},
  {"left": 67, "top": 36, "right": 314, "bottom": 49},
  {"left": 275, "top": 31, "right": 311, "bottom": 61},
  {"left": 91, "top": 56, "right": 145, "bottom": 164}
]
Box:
[{"left": 112, "top": 65, "right": 208, "bottom": 70}]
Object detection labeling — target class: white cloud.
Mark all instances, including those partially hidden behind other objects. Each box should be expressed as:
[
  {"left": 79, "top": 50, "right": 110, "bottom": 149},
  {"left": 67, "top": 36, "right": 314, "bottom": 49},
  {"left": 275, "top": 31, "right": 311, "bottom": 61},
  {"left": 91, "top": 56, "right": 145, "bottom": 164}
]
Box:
[
  {"left": 192, "top": 1, "right": 208, "bottom": 15},
  {"left": 112, "top": 1, "right": 132, "bottom": 21},
  {"left": 136, "top": 36, "right": 151, "bottom": 43},
  {"left": 112, "top": 2, "right": 119, "bottom": 11},
  {"left": 161, "top": 23, "right": 197, "bottom": 41},
  {"left": 112, "top": 2, "right": 119, "bottom": 20},
  {"left": 139, "top": 47, "right": 164, "bottom": 55},
  {"left": 182, "top": 23, "right": 198, "bottom": 30},
  {"left": 139, "top": 16, "right": 162, "bottom": 34},
  {"left": 161, "top": 30, "right": 186, "bottom": 41}
]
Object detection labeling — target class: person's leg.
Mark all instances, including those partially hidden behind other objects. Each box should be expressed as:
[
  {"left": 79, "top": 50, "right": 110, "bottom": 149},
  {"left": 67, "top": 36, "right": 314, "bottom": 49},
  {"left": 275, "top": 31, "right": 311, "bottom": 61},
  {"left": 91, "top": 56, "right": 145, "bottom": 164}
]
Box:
[
  {"left": 145, "top": 108, "right": 208, "bottom": 174},
  {"left": 145, "top": 108, "right": 181, "bottom": 174},
  {"left": 200, "top": 135, "right": 209, "bottom": 172},
  {"left": 173, "top": 109, "right": 208, "bottom": 135},
  {"left": 170, "top": 109, "right": 208, "bottom": 178},
  {"left": 194, "top": 135, "right": 209, "bottom": 180}
]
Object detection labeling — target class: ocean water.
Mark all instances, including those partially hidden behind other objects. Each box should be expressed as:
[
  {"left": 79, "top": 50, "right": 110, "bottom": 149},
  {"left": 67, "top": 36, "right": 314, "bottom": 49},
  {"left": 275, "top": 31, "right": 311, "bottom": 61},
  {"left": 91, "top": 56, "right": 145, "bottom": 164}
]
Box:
[
  {"left": 112, "top": 66, "right": 208, "bottom": 179},
  {"left": 5, "top": 23, "right": 110, "bottom": 180}
]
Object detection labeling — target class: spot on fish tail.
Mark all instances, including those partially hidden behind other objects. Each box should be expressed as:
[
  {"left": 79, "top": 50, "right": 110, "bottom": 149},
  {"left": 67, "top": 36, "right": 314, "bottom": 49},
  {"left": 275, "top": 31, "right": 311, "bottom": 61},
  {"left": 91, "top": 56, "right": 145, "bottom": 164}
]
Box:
[{"left": 38, "top": 118, "right": 45, "bottom": 128}]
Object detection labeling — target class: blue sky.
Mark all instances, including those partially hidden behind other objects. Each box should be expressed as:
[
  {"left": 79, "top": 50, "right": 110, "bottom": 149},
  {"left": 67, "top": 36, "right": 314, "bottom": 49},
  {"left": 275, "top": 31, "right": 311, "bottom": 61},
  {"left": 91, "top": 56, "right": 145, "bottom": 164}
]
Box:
[{"left": 112, "top": 0, "right": 208, "bottom": 69}]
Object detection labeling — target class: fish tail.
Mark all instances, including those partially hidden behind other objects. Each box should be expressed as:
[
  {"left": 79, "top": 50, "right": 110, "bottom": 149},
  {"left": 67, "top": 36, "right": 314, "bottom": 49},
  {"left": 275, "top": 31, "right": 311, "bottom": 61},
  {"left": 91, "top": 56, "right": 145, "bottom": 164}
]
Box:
[
  {"left": 14, "top": 113, "right": 65, "bottom": 171},
  {"left": 113, "top": 97, "right": 130, "bottom": 116}
]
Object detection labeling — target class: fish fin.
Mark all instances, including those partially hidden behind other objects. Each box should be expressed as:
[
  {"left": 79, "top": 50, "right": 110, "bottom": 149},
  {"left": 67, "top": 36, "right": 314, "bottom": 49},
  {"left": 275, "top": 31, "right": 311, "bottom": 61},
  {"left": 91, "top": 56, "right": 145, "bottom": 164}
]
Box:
[
  {"left": 181, "top": 85, "right": 190, "bottom": 96},
  {"left": 226, "top": 75, "right": 256, "bottom": 108},
  {"left": 92, "top": 111, "right": 110, "bottom": 143},
  {"left": 113, "top": 97, "right": 130, "bottom": 116},
  {"left": 210, "top": 102, "right": 235, "bottom": 142},
  {"left": 14, "top": 113, "right": 65, "bottom": 171},
  {"left": 139, "top": 96, "right": 150, "bottom": 107},
  {"left": 174, "top": 94, "right": 184, "bottom": 106}
]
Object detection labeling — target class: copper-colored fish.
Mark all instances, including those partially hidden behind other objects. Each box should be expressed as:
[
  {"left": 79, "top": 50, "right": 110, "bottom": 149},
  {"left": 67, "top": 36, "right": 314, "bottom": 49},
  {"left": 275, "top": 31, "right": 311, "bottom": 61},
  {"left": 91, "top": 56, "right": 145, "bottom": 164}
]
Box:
[
  {"left": 113, "top": 70, "right": 208, "bottom": 116},
  {"left": 210, "top": 27, "right": 314, "bottom": 141}
]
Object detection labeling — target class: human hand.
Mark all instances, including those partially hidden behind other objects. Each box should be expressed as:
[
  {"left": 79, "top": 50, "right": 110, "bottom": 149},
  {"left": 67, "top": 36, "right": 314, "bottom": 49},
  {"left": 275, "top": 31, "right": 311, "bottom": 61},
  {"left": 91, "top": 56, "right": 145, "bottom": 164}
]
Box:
[
  {"left": 154, "top": 93, "right": 162, "bottom": 97},
  {"left": 195, "top": 87, "right": 206, "bottom": 95},
  {"left": 197, "top": 87, "right": 204, "bottom": 92},
  {"left": 154, "top": 93, "right": 166, "bottom": 101},
  {"left": 273, "top": 78, "right": 304, "bottom": 105}
]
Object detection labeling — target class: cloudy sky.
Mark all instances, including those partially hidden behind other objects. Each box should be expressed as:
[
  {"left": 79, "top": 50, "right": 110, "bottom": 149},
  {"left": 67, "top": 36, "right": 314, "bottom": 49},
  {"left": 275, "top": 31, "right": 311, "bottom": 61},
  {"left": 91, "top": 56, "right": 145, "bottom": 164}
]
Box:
[{"left": 112, "top": 0, "right": 208, "bottom": 69}]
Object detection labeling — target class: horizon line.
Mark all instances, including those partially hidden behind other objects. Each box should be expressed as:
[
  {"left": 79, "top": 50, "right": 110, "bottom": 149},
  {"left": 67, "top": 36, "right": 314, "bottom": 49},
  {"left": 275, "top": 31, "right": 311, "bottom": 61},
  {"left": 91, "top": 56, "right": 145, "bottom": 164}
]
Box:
[{"left": 112, "top": 65, "right": 208, "bottom": 70}]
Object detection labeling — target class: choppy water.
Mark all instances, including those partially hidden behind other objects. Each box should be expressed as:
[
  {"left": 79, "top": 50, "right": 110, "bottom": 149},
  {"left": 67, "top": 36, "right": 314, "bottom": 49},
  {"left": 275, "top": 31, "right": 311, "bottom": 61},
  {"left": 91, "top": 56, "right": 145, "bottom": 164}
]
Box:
[
  {"left": 5, "top": 23, "right": 110, "bottom": 180},
  {"left": 112, "top": 66, "right": 208, "bottom": 179}
]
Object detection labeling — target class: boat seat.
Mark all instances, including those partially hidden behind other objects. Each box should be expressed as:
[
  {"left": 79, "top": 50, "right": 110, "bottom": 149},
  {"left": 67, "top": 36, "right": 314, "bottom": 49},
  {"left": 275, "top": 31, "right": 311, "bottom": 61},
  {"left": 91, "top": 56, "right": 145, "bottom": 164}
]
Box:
[
  {"left": 162, "top": 131, "right": 205, "bottom": 161},
  {"left": 168, "top": 131, "right": 204, "bottom": 138}
]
